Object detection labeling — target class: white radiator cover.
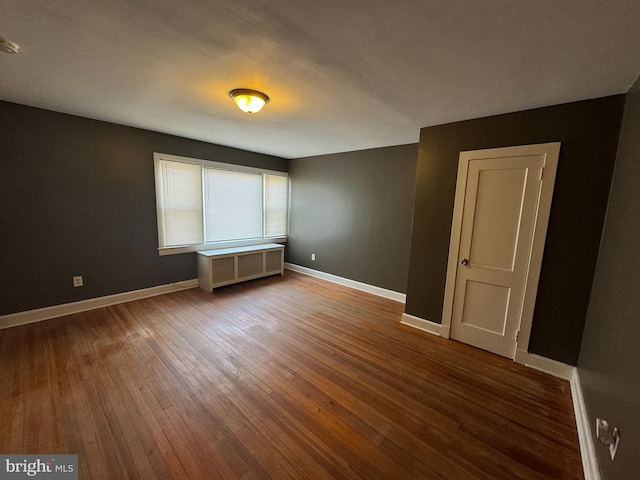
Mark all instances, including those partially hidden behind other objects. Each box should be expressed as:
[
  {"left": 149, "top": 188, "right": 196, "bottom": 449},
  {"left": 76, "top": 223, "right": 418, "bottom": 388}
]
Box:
[{"left": 197, "top": 243, "right": 284, "bottom": 291}]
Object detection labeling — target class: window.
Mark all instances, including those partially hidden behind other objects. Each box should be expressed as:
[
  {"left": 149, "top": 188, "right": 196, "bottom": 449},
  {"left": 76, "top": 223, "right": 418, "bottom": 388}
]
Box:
[{"left": 154, "top": 153, "right": 288, "bottom": 255}]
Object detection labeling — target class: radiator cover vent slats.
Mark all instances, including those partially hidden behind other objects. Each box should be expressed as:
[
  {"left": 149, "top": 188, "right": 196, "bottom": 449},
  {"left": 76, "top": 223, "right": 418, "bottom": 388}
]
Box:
[{"left": 197, "top": 244, "right": 284, "bottom": 291}]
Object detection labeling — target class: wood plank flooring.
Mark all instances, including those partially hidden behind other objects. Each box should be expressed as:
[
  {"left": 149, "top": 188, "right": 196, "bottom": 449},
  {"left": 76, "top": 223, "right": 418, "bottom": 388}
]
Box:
[{"left": 0, "top": 271, "right": 583, "bottom": 479}]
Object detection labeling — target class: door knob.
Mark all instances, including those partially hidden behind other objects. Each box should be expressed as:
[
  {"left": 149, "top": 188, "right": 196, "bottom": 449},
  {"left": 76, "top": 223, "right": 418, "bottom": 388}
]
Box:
[{"left": 461, "top": 258, "right": 469, "bottom": 266}]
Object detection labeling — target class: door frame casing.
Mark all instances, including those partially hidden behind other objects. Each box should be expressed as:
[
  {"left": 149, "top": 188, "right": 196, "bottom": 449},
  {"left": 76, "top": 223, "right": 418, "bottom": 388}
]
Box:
[{"left": 440, "top": 142, "right": 561, "bottom": 364}]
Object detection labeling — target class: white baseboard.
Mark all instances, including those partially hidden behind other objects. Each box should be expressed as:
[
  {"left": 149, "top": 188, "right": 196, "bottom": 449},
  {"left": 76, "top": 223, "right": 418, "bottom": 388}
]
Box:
[
  {"left": 572, "top": 370, "right": 601, "bottom": 480},
  {"left": 1, "top": 270, "right": 599, "bottom": 480},
  {"left": 400, "top": 313, "right": 442, "bottom": 336},
  {"left": 284, "top": 263, "right": 406, "bottom": 303},
  {"left": 524, "top": 353, "right": 576, "bottom": 381},
  {"left": 522, "top": 354, "right": 599, "bottom": 480},
  {"left": 514, "top": 348, "right": 529, "bottom": 365},
  {"left": 0, "top": 279, "right": 198, "bottom": 329},
  {"left": 441, "top": 324, "right": 451, "bottom": 339},
  {"left": 400, "top": 337, "right": 594, "bottom": 479},
  {"left": 400, "top": 320, "right": 594, "bottom": 478}
]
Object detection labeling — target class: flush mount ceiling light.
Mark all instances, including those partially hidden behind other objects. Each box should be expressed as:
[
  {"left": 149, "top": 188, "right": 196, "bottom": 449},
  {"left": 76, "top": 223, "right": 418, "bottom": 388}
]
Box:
[
  {"left": 229, "top": 88, "right": 270, "bottom": 114},
  {"left": 0, "top": 35, "right": 19, "bottom": 54}
]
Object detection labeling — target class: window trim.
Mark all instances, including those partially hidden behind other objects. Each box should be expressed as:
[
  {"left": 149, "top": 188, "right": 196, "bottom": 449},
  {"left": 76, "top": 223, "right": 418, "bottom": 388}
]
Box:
[{"left": 153, "top": 152, "right": 288, "bottom": 256}]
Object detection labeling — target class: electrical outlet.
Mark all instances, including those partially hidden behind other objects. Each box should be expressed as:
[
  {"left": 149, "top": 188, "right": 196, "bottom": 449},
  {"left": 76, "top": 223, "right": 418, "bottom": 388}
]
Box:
[
  {"left": 73, "top": 276, "right": 83, "bottom": 287},
  {"left": 596, "top": 418, "right": 621, "bottom": 460},
  {"left": 311, "top": 253, "right": 316, "bottom": 261}
]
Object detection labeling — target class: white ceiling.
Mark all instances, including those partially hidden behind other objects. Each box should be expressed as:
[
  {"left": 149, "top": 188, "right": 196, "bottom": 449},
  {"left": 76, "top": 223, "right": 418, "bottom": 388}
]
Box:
[{"left": 1, "top": 1, "right": 640, "bottom": 159}]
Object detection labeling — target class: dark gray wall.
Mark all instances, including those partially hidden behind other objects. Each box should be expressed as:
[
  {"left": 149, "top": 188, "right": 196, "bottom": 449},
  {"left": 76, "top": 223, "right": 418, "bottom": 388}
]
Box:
[
  {"left": 0, "top": 100, "right": 287, "bottom": 316},
  {"left": 405, "top": 96, "right": 625, "bottom": 365},
  {"left": 578, "top": 77, "right": 640, "bottom": 479},
  {"left": 287, "top": 144, "right": 418, "bottom": 293}
]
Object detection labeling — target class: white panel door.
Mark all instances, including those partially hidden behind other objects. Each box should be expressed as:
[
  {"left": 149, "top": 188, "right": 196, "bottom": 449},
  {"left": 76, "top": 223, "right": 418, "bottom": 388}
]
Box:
[{"left": 446, "top": 143, "right": 560, "bottom": 359}]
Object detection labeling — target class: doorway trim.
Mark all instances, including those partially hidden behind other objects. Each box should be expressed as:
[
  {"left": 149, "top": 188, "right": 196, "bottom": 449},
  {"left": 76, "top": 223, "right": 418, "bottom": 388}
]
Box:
[{"left": 440, "top": 142, "right": 561, "bottom": 364}]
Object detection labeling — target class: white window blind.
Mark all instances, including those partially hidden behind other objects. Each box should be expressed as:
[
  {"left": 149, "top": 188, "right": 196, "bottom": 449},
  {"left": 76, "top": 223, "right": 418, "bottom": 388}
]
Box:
[
  {"left": 154, "top": 153, "right": 289, "bottom": 255},
  {"left": 204, "top": 169, "right": 263, "bottom": 242},
  {"left": 158, "top": 160, "right": 203, "bottom": 247},
  {"left": 264, "top": 174, "right": 288, "bottom": 237}
]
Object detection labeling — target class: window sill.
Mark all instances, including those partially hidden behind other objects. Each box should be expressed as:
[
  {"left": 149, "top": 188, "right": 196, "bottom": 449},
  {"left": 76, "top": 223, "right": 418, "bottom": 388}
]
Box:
[{"left": 158, "top": 237, "right": 287, "bottom": 256}]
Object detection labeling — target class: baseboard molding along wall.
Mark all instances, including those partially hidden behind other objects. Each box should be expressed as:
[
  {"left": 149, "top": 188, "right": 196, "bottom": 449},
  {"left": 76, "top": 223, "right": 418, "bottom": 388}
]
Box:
[
  {"left": 0, "top": 279, "right": 198, "bottom": 330},
  {"left": 400, "top": 313, "right": 442, "bottom": 336},
  {"left": 524, "top": 353, "right": 576, "bottom": 381},
  {"left": 284, "top": 263, "right": 406, "bottom": 303},
  {"left": 400, "top": 312, "right": 597, "bottom": 480},
  {"left": 571, "top": 369, "right": 601, "bottom": 480},
  {"left": 2, "top": 265, "right": 405, "bottom": 329},
  {"left": 521, "top": 356, "right": 599, "bottom": 480},
  {"left": 1, "top": 269, "right": 601, "bottom": 480}
]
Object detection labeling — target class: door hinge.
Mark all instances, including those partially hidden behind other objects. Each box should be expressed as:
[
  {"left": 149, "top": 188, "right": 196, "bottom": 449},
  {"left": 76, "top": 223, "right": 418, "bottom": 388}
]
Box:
[{"left": 515, "top": 330, "right": 520, "bottom": 342}]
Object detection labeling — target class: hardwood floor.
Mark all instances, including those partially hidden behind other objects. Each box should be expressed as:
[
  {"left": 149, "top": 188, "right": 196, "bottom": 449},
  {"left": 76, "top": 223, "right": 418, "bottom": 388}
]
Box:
[{"left": 0, "top": 271, "right": 583, "bottom": 479}]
